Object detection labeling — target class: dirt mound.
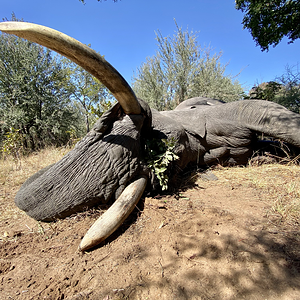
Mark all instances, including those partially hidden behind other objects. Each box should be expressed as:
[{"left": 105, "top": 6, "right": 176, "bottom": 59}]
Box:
[{"left": 1, "top": 168, "right": 300, "bottom": 300}]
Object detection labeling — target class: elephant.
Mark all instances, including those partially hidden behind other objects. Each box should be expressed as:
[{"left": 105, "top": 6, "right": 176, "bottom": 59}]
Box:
[
  {"left": 0, "top": 22, "right": 299, "bottom": 251},
  {"left": 173, "top": 96, "right": 225, "bottom": 109}
]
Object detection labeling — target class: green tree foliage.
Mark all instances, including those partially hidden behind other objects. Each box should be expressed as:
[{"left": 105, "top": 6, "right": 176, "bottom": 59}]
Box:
[
  {"left": 1, "top": 128, "right": 23, "bottom": 168},
  {"left": 145, "top": 137, "right": 179, "bottom": 191},
  {"left": 248, "top": 81, "right": 282, "bottom": 101},
  {"left": 247, "top": 65, "right": 300, "bottom": 113},
  {"left": 0, "top": 28, "right": 83, "bottom": 150},
  {"left": 275, "top": 64, "right": 300, "bottom": 113},
  {"left": 132, "top": 23, "right": 244, "bottom": 110},
  {"left": 62, "top": 58, "right": 114, "bottom": 133},
  {"left": 236, "top": 0, "right": 300, "bottom": 51}
]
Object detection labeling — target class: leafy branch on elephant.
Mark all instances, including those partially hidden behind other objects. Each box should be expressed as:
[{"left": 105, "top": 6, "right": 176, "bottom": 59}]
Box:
[{"left": 145, "top": 137, "right": 179, "bottom": 191}]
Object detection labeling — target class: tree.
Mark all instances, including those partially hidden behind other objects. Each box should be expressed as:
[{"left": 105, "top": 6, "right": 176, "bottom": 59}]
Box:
[
  {"left": 246, "top": 65, "right": 300, "bottom": 113},
  {"left": 133, "top": 22, "right": 243, "bottom": 110},
  {"left": 248, "top": 81, "right": 282, "bottom": 101},
  {"left": 274, "top": 64, "right": 300, "bottom": 113},
  {"left": 62, "top": 58, "right": 113, "bottom": 133},
  {"left": 236, "top": 0, "right": 300, "bottom": 51},
  {"left": 0, "top": 27, "right": 83, "bottom": 150}
]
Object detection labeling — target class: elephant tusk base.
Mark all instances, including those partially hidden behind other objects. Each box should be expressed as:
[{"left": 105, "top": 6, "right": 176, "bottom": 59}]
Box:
[{"left": 79, "top": 176, "right": 147, "bottom": 252}]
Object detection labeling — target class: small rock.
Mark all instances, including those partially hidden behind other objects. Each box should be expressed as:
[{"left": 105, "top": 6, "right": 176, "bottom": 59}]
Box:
[{"left": 199, "top": 171, "right": 218, "bottom": 181}]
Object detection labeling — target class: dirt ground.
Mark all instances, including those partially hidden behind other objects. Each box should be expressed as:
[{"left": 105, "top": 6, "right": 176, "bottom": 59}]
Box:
[{"left": 1, "top": 166, "right": 300, "bottom": 300}]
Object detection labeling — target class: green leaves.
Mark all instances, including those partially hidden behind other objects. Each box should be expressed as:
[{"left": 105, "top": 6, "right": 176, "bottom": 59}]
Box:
[
  {"left": 236, "top": 0, "right": 300, "bottom": 51},
  {"left": 1, "top": 127, "right": 24, "bottom": 168},
  {"left": 133, "top": 20, "right": 243, "bottom": 110},
  {"left": 0, "top": 28, "right": 83, "bottom": 150},
  {"left": 62, "top": 56, "right": 114, "bottom": 133},
  {"left": 1, "top": 128, "right": 23, "bottom": 156},
  {"left": 0, "top": 17, "right": 112, "bottom": 150},
  {"left": 247, "top": 64, "right": 300, "bottom": 113},
  {"left": 275, "top": 64, "right": 300, "bottom": 113},
  {"left": 145, "top": 137, "right": 179, "bottom": 191}
]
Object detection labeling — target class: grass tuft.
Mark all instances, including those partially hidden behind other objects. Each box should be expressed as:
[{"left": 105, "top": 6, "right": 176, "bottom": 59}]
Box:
[{"left": 211, "top": 163, "right": 300, "bottom": 226}]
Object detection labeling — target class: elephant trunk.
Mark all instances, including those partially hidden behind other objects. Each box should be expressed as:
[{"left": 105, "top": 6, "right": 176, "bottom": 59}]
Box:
[{"left": 14, "top": 105, "right": 146, "bottom": 221}]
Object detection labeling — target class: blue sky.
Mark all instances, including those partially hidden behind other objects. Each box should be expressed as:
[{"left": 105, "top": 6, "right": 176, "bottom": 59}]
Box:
[{"left": 2, "top": 0, "right": 300, "bottom": 93}]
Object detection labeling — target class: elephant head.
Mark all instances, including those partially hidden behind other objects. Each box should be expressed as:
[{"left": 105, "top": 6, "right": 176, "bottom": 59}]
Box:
[{"left": 1, "top": 22, "right": 299, "bottom": 251}]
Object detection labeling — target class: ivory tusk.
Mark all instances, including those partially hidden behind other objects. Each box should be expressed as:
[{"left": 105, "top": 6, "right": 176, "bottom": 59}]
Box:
[
  {"left": 79, "top": 176, "right": 147, "bottom": 251},
  {"left": 0, "top": 21, "right": 141, "bottom": 115}
]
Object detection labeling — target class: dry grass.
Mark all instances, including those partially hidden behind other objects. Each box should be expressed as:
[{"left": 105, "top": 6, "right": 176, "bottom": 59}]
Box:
[
  {"left": 0, "top": 147, "right": 68, "bottom": 222},
  {"left": 0, "top": 146, "right": 68, "bottom": 188},
  {"left": 211, "top": 164, "right": 300, "bottom": 226}
]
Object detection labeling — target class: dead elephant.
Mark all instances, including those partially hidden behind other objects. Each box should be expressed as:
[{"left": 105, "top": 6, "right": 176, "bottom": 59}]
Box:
[{"left": 0, "top": 22, "right": 299, "bottom": 251}]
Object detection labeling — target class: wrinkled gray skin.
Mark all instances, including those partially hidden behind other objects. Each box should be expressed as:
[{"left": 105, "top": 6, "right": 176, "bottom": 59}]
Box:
[
  {"left": 15, "top": 102, "right": 151, "bottom": 221},
  {"left": 174, "top": 97, "right": 225, "bottom": 109},
  {"left": 15, "top": 94, "right": 300, "bottom": 221}
]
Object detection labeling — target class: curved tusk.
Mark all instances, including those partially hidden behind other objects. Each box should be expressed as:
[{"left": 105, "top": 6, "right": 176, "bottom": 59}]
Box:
[
  {"left": 0, "top": 21, "right": 141, "bottom": 115},
  {"left": 79, "top": 176, "right": 147, "bottom": 251}
]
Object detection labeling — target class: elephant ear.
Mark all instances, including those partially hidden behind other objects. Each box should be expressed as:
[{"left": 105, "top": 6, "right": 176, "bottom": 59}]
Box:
[
  {"left": 181, "top": 112, "right": 207, "bottom": 138},
  {"left": 161, "top": 109, "right": 207, "bottom": 138}
]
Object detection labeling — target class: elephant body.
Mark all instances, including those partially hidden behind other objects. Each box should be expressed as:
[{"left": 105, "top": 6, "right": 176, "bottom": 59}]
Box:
[
  {"left": 15, "top": 98, "right": 300, "bottom": 221},
  {"left": 161, "top": 99, "right": 300, "bottom": 166},
  {"left": 173, "top": 96, "right": 225, "bottom": 110}
]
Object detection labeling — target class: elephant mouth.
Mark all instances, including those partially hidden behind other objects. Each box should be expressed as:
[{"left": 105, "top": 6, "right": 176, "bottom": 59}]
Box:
[{"left": 0, "top": 22, "right": 149, "bottom": 251}]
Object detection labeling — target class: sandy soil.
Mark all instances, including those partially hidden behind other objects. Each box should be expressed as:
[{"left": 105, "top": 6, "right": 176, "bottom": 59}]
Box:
[{"left": 1, "top": 170, "right": 300, "bottom": 300}]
